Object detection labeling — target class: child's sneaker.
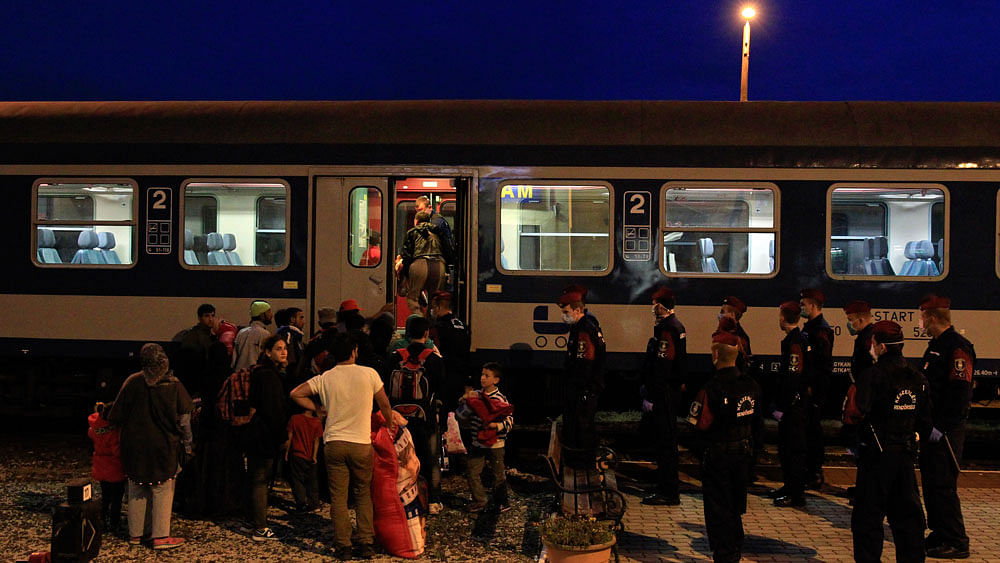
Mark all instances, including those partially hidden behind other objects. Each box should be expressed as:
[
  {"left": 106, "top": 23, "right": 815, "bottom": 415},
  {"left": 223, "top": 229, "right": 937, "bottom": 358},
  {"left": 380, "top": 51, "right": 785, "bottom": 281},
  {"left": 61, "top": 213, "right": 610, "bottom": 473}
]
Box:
[
  {"left": 428, "top": 502, "right": 443, "bottom": 515},
  {"left": 252, "top": 527, "right": 280, "bottom": 542},
  {"left": 152, "top": 537, "right": 185, "bottom": 550}
]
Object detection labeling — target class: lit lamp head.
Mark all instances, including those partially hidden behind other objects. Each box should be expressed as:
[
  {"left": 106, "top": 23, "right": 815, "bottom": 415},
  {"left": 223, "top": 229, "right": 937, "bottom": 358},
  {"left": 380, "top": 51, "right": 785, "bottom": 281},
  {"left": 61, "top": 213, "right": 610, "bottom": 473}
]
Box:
[{"left": 742, "top": 6, "right": 756, "bottom": 19}]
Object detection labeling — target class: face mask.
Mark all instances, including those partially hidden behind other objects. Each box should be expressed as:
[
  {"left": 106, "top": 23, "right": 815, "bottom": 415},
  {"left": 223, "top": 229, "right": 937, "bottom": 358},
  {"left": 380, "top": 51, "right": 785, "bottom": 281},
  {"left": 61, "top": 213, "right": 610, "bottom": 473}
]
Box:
[
  {"left": 717, "top": 313, "right": 725, "bottom": 321},
  {"left": 799, "top": 310, "right": 809, "bottom": 319},
  {"left": 847, "top": 323, "right": 857, "bottom": 336},
  {"left": 917, "top": 317, "right": 925, "bottom": 331},
  {"left": 561, "top": 312, "right": 574, "bottom": 324}
]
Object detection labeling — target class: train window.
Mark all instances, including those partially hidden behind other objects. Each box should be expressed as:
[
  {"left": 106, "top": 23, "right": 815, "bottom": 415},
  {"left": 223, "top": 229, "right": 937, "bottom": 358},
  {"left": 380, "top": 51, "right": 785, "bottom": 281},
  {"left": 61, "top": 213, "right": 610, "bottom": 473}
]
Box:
[
  {"left": 32, "top": 180, "right": 137, "bottom": 267},
  {"left": 181, "top": 180, "right": 289, "bottom": 269},
  {"left": 348, "top": 187, "right": 382, "bottom": 268},
  {"left": 496, "top": 182, "right": 612, "bottom": 275},
  {"left": 827, "top": 184, "right": 947, "bottom": 279},
  {"left": 659, "top": 183, "right": 777, "bottom": 277}
]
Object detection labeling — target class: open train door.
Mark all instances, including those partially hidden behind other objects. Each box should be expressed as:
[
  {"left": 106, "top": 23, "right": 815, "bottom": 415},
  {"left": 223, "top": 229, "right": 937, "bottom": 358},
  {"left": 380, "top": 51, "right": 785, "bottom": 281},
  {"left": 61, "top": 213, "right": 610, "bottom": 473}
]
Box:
[
  {"left": 313, "top": 177, "right": 391, "bottom": 323},
  {"left": 389, "top": 177, "right": 468, "bottom": 328}
]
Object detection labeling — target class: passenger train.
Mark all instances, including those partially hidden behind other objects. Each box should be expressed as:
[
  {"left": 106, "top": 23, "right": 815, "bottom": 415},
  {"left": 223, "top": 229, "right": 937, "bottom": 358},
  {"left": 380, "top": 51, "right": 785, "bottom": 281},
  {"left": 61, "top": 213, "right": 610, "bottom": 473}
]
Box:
[{"left": 1, "top": 100, "right": 999, "bottom": 419}]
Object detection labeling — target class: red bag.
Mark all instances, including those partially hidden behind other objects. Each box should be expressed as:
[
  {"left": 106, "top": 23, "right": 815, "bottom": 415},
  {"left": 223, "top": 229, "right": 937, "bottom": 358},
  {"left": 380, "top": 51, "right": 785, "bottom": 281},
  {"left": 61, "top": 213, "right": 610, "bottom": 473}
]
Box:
[{"left": 370, "top": 412, "right": 425, "bottom": 558}]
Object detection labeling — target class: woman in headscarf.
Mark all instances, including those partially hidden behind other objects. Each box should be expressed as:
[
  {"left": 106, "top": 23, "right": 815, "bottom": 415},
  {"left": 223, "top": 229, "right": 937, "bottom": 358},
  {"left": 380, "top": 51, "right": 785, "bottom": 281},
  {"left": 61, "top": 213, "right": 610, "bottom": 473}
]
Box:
[{"left": 107, "top": 343, "right": 193, "bottom": 550}]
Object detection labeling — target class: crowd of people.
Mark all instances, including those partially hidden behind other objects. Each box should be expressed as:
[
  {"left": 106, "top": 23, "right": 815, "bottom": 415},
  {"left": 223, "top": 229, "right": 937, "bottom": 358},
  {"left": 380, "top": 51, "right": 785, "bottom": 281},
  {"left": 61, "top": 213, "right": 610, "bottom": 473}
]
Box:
[
  {"left": 555, "top": 284, "right": 975, "bottom": 562},
  {"left": 86, "top": 289, "right": 513, "bottom": 561}
]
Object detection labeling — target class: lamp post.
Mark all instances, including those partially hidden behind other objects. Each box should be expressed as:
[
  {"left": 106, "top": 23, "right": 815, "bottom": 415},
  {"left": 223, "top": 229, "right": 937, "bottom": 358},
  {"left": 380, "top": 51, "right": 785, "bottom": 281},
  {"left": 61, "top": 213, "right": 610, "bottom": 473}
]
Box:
[{"left": 740, "top": 7, "right": 755, "bottom": 102}]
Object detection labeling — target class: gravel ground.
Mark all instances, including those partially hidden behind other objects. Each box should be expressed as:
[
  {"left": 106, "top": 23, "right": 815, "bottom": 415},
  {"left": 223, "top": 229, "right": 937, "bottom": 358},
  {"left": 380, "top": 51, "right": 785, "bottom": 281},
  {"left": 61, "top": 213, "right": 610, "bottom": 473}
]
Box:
[{"left": 0, "top": 435, "right": 550, "bottom": 562}]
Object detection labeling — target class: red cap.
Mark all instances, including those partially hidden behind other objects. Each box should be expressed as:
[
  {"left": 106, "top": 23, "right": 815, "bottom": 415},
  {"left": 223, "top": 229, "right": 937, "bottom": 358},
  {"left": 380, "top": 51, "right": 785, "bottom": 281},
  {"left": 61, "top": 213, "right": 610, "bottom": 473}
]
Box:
[
  {"left": 800, "top": 288, "right": 824, "bottom": 305},
  {"left": 651, "top": 286, "right": 676, "bottom": 309},
  {"left": 431, "top": 290, "right": 452, "bottom": 302},
  {"left": 712, "top": 316, "right": 740, "bottom": 346},
  {"left": 558, "top": 291, "right": 584, "bottom": 306},
  {"left": 562, "top": 283, "right": 588, "bottom": 300},
  {"left": 871, "top": 320, "right": 904, "bottom": 344},
  {"left": 919, "top": 295, "right": 951, "bottom": 311},
  {"left": 338, "top": 299, "right": 363, "bottom": 312},
  {"left": 780, "top": 301, "right": 801, "bottom": 317},
  {"left": 716, "top": 316, "right": 739, "bottom": 334},
  {"left": 843, "top": 300, "right": 871, "bottom": 315},
  {"left": 722, "top": 296, "right": 747, "bottom": 314}
]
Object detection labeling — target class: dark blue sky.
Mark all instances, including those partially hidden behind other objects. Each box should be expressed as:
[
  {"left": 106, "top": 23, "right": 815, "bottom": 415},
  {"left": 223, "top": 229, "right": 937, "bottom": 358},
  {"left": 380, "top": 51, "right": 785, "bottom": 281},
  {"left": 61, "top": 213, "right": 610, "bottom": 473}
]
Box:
[{"left": 2, "top": 1, "right": 996, "bottom": 101}]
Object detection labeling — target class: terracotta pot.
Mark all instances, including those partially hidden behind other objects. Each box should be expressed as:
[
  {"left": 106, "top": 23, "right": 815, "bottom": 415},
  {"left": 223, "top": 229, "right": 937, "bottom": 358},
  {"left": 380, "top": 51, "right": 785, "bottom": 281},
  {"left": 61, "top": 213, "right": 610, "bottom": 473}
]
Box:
[{"left": 542, "top": 536, "right": 616, "bottom": 563}]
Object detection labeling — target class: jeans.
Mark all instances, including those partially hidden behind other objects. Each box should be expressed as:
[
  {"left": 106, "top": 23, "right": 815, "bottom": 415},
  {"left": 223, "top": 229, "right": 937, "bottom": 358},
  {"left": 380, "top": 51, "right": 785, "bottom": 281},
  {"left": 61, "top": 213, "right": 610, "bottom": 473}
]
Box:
[
  {"left": 466, "top": 446, "right": 508, "bottom": 505},
  {"left": 324, "top": 441, "right": 374, "bottom": 548},
  {"left": 247, "top": 455, "right": 274, "bottom": 530},
  {"left": 127, "top": 477, "right": 176, "bottom": 539},
  {"left": 288, "top": 454, "right": 319, "bottom": 507}
]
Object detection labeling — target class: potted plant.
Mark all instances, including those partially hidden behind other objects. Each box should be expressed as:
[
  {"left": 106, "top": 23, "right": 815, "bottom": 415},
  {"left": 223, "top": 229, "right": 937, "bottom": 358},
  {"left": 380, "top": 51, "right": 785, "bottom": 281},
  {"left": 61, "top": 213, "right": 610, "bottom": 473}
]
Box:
[{"left": 540, "top": 514, "right": 616, "bottom": 563}]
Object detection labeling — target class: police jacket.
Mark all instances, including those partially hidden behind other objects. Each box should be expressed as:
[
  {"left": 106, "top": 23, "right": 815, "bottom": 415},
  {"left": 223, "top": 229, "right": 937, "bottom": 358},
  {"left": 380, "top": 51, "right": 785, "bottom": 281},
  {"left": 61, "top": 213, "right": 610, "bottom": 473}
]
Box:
[
  {"left": 400, "top": 223, "right": 451, "bottom": 271},
  {"left": 777, "top": 327, "right": 809, "bottom": 411},
  {"left": 690, "top": 366, "right": 760, "bottom": 445},
  {"left": 565, "top": 314, "right": 606, "bottom": 396},
  {"left": 803, "top": 314, "right": 835, "bottom": 405},
  {"left": 850, "top": 323, "right": 875, "bottom": 383},
  {"left": 642, "top": 314, "right": 687, "bottom": 399},
  {"left": 851, "top": 352, "right": 932, "bottom": 449},
  {"left": 921, "top": 326, "right": 975, "bottom": 432}
]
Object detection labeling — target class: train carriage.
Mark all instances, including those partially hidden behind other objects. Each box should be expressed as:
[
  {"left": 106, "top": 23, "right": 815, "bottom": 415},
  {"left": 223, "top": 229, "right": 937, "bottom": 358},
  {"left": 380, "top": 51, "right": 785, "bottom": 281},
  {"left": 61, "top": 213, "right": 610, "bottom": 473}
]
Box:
[{"left": 1, "top": 100, "right": 999, "bottom": 418}]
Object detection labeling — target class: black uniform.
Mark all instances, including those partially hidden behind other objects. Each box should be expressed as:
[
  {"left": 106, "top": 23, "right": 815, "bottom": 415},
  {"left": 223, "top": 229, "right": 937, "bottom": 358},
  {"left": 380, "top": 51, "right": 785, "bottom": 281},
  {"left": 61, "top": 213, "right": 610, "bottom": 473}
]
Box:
[
  {"left": 734, "top": 322, "right": 752, "bottom": 374},
  {"left": 848, "top": 352, "right": 931, "bottom": 562},
  {"left": 776, "top": 327, "right": 809, "bottom": 498},
  {"left": 641, "top": 313, "right": 687, "bottom": 498},
  {"left": 690, "top": 366, "right": 760, "bottom": 563},
  {"left": 842, "top": 322, "right": 876, "bottom": 456},
  {"left": 919, "top": 326, "right": 975, "bottom": 552},
  {"left": 562, "top": 314, "right": 606, "bottom": 467},
  {"left": 802, "top": 313, "right": 835, "bottom": 482},
  {"left": 431, "top": 311, "right": 472, "bottom": 426}
]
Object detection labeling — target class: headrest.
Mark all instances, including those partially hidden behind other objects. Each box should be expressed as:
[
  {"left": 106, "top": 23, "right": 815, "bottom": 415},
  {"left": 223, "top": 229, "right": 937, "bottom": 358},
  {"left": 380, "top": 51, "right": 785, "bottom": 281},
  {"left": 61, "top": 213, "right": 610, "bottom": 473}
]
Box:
[
  {"left": 185, "top": 229, "right": 193, "bottom": 250},
  {"left": 97, "top": 232, "right": 116, "bottom": 250},
  {"left": 874, "top": 236, "right": 889, "bottom": 257},
  {"left": 864, "top": 238, "right": 875, "bottom": 260},
  {"left": 903, "top": 241, "right": 916, "bottom": 260},
  {"left": 37, "top": 228, "right": 56, "bottom": 248},
  {"left": 77, "top": 230, "right": 99, "bottom": 249},
  {"left": 222, "top": 233, "right": 237, "bottom": 252},
  {"left": 206, "top": 232, "right": 223, "bottom": 251},
  {"left": 698, "top": 238, "right": 714, "bottom": 256},
  {"left": 913, "top": 240, "right": 934, "bottom": 259}
]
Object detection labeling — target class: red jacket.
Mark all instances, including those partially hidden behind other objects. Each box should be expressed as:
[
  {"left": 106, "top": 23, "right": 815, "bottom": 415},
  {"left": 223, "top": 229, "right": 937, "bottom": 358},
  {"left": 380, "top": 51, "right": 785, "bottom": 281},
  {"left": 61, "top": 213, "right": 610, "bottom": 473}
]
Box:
[
  {"left": 463, "top": 391, "right": 514, "bottom": 447},
  {"left": 88, "top": 412, "right": 125, "bottom": 483}
]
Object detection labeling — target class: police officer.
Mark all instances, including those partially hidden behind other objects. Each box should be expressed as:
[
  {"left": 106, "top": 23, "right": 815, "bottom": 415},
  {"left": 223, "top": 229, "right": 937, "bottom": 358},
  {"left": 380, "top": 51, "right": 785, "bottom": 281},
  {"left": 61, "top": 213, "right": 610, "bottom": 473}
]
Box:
[
  {"left": 719, "top": 296, "right": 752, "bottom": 372},
  {"left": 771, "top": 301, "right": 809, "bottom": 507},
  {"left": 429, "top": 290, "right": 472, "bottom": 424},
  {"left": 640, "top": 286, "right": 687, "bottom": 505},
  {"left": 918, "top": 295, "right": 975, "bottom": 559},
  {"left": 558, "top": 286, "right": 607, "bottom": 468},
  {"left": 842, "top": 300, "right": 876, "bottom": 500},
  {"left": 846, "top": 320, "right": 931, "bottom": 563},
  {"left": 800, "top": 288, "right": 835, "bottom": 488},
  {"left": 689, "top": 317, "right": 760, "bottom": 563}
]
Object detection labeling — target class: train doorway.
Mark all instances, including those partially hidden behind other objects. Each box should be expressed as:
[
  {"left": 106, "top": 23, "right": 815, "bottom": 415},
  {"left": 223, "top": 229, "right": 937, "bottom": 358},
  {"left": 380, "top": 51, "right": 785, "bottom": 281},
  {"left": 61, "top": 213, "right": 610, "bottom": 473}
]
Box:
[{"left": 312, "top": 175, "right": 470, "bottom": 333}]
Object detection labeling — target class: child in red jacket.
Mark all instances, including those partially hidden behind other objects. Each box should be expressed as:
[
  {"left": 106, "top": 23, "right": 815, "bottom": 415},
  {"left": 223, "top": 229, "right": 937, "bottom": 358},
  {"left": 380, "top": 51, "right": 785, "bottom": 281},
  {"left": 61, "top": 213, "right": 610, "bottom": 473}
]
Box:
[{"left": 88, "top": 401, "right": 126, "bottom": 532}]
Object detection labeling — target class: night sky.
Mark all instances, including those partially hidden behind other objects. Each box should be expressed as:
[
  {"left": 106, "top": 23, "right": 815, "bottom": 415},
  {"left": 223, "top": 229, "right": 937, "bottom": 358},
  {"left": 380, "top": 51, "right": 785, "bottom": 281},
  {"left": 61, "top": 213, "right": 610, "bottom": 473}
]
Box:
[{"left": 2, "top": 1, "right": 996, "bottom": 102}]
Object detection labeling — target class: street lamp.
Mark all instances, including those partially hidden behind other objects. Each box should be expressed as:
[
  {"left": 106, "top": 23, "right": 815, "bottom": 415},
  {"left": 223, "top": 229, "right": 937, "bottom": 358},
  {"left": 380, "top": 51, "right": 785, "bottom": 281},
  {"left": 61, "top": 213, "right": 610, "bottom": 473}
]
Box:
[{"left": 740, "top": 6, "right": 756, "bottom": 101}]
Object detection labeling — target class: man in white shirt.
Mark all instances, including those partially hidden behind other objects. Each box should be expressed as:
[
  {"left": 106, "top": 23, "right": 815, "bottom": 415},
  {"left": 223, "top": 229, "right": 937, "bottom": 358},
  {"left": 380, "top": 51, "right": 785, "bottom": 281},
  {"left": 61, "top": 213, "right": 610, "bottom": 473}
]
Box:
[
  {"left": 232, "top": 300, "right": 273, "bottom": 370},
  {"left": 290, "top": 332, "right": 393, "bottom": 561}
]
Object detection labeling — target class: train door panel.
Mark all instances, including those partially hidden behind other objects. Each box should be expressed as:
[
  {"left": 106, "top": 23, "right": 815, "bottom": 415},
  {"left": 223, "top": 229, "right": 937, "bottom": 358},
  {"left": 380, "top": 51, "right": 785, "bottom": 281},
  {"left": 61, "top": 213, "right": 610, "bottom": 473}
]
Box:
[{"left": 313, "top": 177, "right": 389, "bottom": 317}]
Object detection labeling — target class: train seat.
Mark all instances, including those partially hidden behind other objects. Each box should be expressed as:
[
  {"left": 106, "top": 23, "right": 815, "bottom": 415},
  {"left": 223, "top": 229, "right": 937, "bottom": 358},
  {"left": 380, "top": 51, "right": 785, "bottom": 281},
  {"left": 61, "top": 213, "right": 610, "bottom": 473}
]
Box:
[
  {"left": 37, "top": 228, "right": 62, "bottom": 263},
  {"left": 206, "top": 232, "right": 228, "bottom": 266},
  {"left": 222, "top": 233, "right": 243, "bottom": 265},
  {"left": 71, "top": 230, "right": 106, "bottom": 264},
  {"left": 698, "top": 238, "right": 719, "bottom": 273},
  {"left": 900, "top": 239, "right": 938, "bottom": 276},
  {"left": 184, "top": 229, "right": 199, "bottom": 265},
  {"left": 97, "top": 232, "right": 121, "bottom": 264},
  {"left": 935, "top": 238, "right": 944, "bottom": 272},
  {"left": 769, "top": 239, "right": 774, "bottom": 271},
  {"left": 862, "top": 237, "right": 876, "bottom": 275},
  {"left": 867, "top": 236, "right": 894, "bottom": 275}
]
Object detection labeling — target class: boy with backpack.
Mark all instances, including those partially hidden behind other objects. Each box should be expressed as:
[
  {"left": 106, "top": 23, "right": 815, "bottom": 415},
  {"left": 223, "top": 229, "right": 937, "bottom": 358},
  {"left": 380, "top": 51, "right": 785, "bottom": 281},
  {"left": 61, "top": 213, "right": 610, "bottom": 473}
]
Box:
[
  {"left": 387, "top": 315, "right": 445, "bottom": 515},
  {"left": 456, "top": 363, "right": 514, "bottom": 513}
]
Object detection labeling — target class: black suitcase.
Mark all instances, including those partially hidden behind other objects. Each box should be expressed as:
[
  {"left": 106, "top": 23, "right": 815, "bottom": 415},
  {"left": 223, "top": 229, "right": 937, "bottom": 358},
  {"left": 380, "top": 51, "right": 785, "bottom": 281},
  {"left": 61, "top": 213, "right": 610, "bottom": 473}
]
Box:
[{"left": 51, "top": 499, "right": 102, "bottom": 562}]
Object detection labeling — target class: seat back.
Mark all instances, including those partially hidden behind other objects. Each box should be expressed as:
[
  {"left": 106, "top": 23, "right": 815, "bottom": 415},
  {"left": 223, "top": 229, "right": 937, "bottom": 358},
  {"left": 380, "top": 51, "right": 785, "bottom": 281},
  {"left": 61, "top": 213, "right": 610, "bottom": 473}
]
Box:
[
  {"left": 698, "top": 238, "right": 719, "bottom": 273},
  {"left": 37, "top": 228, "right": 62, "bottom": 263},
  {"left": 862, "top": 237, "right": 876, "bottom": 275},
  {"left": 935, "top": 238, "right": 944, "bottom": 273},
  {"left": 871, "top": 236, "right": 894, "bottom": 275},
  {"left": 911, "top": 240, "right": 939, "bottom": 276},
  {"left": 769, "top": 239, "right": 775, "bottom": 271},
  {"left": 222, "top": 233, "right": 243, "bottom": 265},
  {"left": 71, "top": 231, "right": 106, "bottom": 264},
  {"left": 899, "top": 241, "right": 916, "bottom": 275},
  {"left": 97, "top": 232, "right": 121, "bottom": 264},
  {"left": 184, "top": 229, "right": 199, "bottom": 265},
  {"left": 206, "top": 232, "right": 228, "bottom": 265}
]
